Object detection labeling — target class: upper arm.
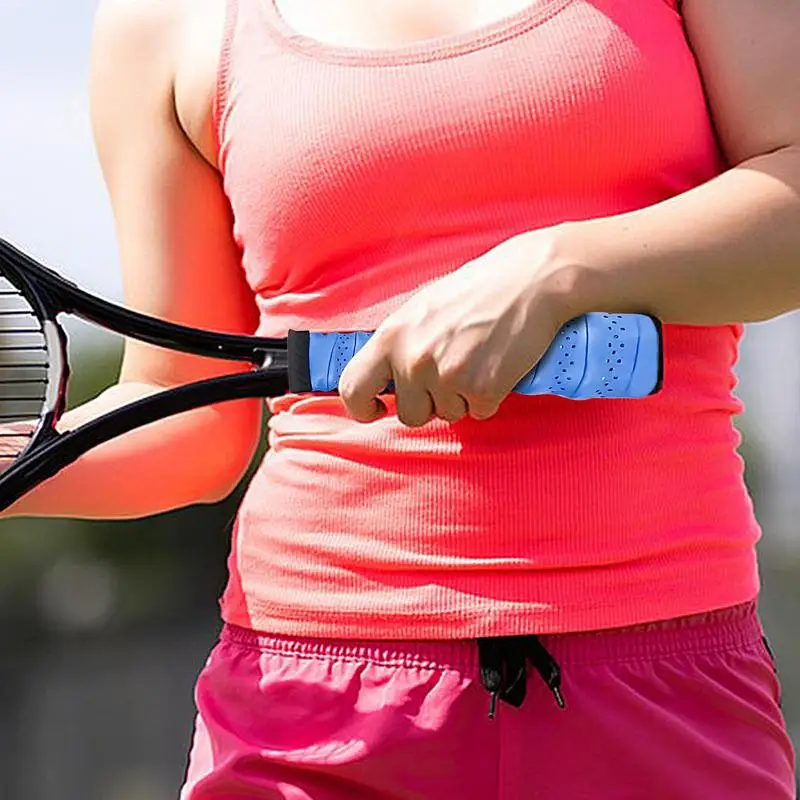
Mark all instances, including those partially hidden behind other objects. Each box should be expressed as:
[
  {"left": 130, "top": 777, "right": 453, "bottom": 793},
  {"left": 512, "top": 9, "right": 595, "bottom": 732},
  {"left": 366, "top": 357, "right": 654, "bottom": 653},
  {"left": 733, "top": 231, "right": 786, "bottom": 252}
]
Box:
[
  {"left": 90, "top": 0, "right": 258, "bottom": 388},
  {"left": 682, "top": 0, "right": 800, "bottom": 165}
]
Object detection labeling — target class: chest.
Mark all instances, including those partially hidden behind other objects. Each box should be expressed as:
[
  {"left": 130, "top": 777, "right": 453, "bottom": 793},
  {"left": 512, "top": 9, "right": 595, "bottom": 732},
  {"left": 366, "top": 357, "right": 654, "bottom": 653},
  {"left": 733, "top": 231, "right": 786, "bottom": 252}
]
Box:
[
  {"left": 219, "top": 0, "right": 720, "bottom": 298},
  {"left": 225, "top": 0, "right": 708, "bottom": 200}
]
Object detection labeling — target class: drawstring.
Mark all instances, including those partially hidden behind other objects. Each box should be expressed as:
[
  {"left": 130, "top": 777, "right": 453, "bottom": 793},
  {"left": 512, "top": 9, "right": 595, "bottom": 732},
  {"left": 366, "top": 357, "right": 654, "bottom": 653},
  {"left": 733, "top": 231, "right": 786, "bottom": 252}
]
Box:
[{"left": 477, "top": 635, "right": 566, "bottom": 719}]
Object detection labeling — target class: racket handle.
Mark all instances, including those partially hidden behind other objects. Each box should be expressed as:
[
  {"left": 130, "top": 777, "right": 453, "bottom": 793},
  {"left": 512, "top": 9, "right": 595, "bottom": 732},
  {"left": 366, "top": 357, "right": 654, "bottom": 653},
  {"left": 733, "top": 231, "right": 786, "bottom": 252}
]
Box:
[{"left": 288, "top": 313, "right": 663, "bottom": 400}]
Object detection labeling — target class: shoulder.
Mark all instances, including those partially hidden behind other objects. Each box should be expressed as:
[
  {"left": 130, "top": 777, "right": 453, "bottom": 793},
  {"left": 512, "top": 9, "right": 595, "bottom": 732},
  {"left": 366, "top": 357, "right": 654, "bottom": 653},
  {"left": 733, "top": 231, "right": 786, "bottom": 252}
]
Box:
[
  {"left": 91, "top": 0, "right": 227, "bottom": 167},
  {"left": 91, "top": 0, "right": 187, "bottom": 64}
]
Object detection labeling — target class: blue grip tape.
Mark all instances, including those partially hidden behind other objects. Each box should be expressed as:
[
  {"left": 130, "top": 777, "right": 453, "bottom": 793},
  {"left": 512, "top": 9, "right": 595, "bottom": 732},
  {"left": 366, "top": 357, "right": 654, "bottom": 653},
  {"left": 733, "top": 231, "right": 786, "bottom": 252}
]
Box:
[{"left": 307, "top": 313, "right": 661, "bottom": 399}]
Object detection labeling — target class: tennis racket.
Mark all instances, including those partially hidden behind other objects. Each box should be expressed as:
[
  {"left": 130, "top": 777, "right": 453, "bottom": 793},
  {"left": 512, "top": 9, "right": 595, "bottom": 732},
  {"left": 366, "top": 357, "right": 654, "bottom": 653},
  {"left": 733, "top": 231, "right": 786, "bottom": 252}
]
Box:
[{"left": 0, "top": 237, "right": 663, "bottom": 512}]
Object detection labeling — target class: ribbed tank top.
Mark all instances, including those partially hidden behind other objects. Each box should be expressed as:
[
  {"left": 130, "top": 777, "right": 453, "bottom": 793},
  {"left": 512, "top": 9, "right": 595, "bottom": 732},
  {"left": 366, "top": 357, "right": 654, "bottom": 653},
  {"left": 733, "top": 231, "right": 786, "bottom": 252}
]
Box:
[{"left": 215, "top": 0, "right": 760, "bottom": 639}]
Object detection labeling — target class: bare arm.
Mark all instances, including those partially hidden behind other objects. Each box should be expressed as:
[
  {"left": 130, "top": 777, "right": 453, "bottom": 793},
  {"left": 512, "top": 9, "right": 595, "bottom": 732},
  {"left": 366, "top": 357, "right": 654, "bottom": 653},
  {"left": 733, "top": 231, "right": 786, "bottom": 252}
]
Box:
[
  {"left": 556, "top": 0, "right": 800, "bottom": 324},
  {"left": 5, "top": 0, "right": 263, "bottom": 518}
]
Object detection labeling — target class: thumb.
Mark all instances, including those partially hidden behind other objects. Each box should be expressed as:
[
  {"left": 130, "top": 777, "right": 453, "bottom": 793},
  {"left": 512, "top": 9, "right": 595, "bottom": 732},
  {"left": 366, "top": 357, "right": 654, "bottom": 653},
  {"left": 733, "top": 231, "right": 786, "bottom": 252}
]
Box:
[{"left": 338, "top": 344, "right": 392, "bottom": 423}]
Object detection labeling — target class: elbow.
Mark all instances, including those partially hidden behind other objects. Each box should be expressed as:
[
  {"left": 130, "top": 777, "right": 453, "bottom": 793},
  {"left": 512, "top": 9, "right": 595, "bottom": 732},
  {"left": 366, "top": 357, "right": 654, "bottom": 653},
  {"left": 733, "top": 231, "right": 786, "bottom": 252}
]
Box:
[{"left": 192, "top": 399, "right": 264, "bottom": 505}]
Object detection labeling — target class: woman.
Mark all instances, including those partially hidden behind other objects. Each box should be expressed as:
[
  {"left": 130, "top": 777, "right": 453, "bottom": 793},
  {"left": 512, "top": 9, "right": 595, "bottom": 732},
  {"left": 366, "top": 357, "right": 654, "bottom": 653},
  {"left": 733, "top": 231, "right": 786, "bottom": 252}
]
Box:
[{"left": 8, "top": 0, "right": 799, "bottom": 796}]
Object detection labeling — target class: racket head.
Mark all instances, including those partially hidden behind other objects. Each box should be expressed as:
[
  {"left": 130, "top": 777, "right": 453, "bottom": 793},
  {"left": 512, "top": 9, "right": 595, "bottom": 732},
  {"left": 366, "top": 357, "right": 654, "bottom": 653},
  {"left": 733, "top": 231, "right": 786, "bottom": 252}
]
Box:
[{"left": 0, "top": 256, "right": 68, "bottom": 470}]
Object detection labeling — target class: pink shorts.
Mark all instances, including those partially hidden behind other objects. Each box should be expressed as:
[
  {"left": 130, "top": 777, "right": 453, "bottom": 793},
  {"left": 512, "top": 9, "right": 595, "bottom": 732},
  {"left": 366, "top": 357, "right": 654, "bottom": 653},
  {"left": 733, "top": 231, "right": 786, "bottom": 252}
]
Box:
[{"left": 180, "top": 603, "right": 796, "bottom": 799}]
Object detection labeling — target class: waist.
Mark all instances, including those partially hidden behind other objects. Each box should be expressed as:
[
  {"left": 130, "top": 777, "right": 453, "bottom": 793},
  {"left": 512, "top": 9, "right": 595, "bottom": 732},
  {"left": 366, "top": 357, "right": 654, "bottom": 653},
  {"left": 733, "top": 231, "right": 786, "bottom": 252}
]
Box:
[
  {"left": 224, "top": 400, "right": 759, "bottom": 638},
  {"left": 222, "top": 600, "right": 764, "bottom": 664}
]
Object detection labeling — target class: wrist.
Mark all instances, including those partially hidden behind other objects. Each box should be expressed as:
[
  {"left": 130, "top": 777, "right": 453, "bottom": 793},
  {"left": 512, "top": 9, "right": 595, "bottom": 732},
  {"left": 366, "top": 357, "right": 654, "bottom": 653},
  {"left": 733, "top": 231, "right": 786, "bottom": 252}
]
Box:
[
  {"left": 528, "top": 220, "right": 650, "bottom": 321},
  {"left": 516, "top": 224, "right": 605, "bottom": 322}
]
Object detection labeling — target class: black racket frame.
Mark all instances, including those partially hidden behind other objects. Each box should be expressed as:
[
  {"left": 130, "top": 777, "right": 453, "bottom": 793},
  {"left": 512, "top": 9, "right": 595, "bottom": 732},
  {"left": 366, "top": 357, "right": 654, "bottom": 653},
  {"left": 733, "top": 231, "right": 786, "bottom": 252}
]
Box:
[{"left": 0, "top": 239, "right": 291, "bottom": 510}]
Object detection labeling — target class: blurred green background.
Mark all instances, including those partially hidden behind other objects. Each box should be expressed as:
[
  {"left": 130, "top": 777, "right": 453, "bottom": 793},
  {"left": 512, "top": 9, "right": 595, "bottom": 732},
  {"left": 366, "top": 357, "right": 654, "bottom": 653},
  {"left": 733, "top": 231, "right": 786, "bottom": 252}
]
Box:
[{"left": 0, "top": 341, "right": 257, "bottom": 799}]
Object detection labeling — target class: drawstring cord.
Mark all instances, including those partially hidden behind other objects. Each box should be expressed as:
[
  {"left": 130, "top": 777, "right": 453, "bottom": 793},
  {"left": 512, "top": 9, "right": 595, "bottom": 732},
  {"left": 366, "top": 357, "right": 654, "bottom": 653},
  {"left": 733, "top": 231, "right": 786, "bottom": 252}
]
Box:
[{"left": 477, "top": 636, "right": 566, "bottom": 719}]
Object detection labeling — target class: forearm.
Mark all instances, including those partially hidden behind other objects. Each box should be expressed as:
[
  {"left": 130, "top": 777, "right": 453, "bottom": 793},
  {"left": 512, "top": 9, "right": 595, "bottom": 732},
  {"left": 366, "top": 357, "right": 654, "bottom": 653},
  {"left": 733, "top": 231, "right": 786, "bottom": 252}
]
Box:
[
  {"left": 555, "top": 146, "right": 800, "bottom": 325},
  {"left": 3, "top": 383, "right": 262, "bottom": 520}
]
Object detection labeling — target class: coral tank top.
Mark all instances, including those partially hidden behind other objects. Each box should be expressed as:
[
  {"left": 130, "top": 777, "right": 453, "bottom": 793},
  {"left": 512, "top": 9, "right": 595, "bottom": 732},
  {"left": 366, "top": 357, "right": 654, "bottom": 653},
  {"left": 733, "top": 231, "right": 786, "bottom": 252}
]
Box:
[{"left": 214, "top": 0, "right": 760, "bottom": 638}]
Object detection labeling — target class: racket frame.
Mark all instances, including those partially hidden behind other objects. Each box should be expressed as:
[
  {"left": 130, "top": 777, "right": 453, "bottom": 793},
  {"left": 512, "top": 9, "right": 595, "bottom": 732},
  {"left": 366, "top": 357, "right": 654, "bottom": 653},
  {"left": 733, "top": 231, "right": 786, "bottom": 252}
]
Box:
[{"left": 0, "top": 238, "right": 291, "bottom": 510}]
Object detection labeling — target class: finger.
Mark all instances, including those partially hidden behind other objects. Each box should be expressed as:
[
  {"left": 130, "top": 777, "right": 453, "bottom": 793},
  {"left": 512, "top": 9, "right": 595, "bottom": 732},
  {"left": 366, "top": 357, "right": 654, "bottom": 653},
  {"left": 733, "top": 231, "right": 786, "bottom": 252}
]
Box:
[
  {"left": 393, "top": 376, "right": 435, "bottom": 428},
  {"left": 429, "top": 387, "right": 469, "bottom": 423},
  {"left": 339, "top": 347, "right": 392, "bottom": 423},
  {"left": 466, "top": 394, "right": 503, "bottom": 421}
]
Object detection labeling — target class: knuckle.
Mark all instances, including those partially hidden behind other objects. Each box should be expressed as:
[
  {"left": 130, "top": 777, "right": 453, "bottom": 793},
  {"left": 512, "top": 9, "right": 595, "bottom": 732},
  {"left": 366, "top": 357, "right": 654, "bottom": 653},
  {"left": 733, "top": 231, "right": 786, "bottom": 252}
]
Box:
[
  {"left": 372, "top": 321, "right": 403, "bottom": 355},
  {"left": 471, "top": 384, "right": 501, "bottom": 405},
  {"left": 437, "top": 362, "right": 468, "bottom": 390},
  {"left": 469, "top": 372, "right": 502, "bottom": 401},
  {"left": 406, "top": 347, "right": 434, "bottom": 378}
]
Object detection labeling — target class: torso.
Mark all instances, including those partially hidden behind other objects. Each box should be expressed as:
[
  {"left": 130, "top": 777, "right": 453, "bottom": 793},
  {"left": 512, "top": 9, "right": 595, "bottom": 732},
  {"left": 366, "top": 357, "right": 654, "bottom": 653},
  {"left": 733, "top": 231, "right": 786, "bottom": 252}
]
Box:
[{"left": 210, "top": 0, "right": 759, "bottom": 639}]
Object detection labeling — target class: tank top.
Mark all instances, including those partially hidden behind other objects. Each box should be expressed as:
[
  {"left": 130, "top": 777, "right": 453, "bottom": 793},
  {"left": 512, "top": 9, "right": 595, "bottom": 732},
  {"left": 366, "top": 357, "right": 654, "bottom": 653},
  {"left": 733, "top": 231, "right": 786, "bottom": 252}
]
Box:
[{"left": 214, "top": 0, "right": 761, "bottom": 638}]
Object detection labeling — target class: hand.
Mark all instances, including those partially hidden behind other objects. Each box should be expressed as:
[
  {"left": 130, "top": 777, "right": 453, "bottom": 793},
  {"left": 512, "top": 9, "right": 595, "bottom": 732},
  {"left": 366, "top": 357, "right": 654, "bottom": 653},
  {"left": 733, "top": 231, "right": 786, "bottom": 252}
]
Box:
[{"left": 339, "top": 230, "right": 580, "bottom": 427}]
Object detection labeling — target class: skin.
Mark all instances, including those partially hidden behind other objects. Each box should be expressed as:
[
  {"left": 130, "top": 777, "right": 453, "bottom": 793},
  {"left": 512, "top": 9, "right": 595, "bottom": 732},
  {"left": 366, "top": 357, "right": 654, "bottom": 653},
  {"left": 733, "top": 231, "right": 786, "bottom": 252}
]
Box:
[{"left": 4, "top": 0, "right": 800, "bottom": 516}]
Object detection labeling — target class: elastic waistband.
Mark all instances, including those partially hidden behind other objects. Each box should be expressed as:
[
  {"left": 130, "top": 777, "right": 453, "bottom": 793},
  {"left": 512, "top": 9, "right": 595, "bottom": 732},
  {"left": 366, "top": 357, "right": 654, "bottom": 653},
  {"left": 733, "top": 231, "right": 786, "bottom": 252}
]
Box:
[{"left": 220, "top": 602, "right": 763, "bottom": 672}]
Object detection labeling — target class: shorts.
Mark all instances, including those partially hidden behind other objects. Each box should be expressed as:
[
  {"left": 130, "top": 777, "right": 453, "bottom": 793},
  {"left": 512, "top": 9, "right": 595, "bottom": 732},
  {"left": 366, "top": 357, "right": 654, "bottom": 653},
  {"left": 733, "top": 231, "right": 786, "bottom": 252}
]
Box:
[{"left": 180, "top": 602, "right": 796, "bottom": 799}]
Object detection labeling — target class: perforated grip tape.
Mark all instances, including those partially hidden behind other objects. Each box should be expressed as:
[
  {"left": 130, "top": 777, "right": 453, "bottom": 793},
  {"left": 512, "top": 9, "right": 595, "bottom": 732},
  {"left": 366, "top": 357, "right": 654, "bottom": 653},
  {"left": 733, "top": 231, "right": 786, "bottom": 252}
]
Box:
[{"left": 286, "top": 313, "right": 662, "bottom": 400}]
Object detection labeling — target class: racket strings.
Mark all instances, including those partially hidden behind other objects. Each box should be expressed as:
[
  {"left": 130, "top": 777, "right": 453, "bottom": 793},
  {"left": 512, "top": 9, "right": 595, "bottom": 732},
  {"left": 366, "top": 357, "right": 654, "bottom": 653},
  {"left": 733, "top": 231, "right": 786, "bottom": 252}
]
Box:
[{"left": 0, "top": 275, "right": 48, "bottom": 460}]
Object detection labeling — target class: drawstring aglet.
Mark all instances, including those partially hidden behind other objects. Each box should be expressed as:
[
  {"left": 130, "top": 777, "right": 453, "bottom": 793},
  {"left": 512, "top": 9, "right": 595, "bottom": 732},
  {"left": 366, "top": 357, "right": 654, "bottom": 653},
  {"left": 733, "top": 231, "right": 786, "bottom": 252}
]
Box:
[
  {"left": 523, "top": 635, "right": 567, "bottom": 710},
  {"left": 477, "top": 638, "right": 505, "bottom": 720},
  {"left": 488, "top": 691, "right": 498, "bottom": 719},
  {"left": 544, "top": 668, "right": 566, "bottom": 709}
]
